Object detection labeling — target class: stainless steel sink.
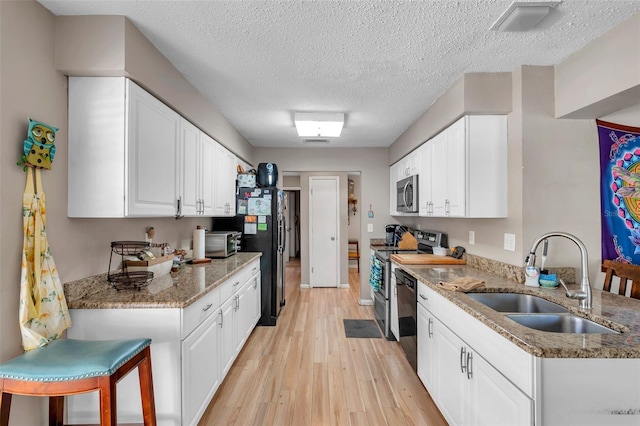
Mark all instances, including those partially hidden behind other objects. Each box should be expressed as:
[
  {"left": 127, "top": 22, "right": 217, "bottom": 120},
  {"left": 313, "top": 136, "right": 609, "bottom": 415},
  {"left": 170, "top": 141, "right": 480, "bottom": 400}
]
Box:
[
  {"left": 506, "top": 314, "right": 619, "bottom": 334},
  {"left": 467, "top": 293, "right": 568, "bottom": 313}
]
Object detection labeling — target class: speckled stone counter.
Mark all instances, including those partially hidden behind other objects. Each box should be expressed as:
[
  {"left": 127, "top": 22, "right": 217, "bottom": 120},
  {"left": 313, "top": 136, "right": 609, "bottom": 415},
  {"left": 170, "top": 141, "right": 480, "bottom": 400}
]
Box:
[
  {"left": 394, "top": 262, "right": 640, "bottom": 359},
  {"left": 63, "top": 252, "right": 262, "bottom": 310}
]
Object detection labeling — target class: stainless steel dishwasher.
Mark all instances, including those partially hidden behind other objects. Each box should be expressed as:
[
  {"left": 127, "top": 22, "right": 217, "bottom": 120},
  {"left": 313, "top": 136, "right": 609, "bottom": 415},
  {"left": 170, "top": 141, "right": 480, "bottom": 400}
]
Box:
[{"left": 395, "top": 268, "right": 417, "bottom": 371}]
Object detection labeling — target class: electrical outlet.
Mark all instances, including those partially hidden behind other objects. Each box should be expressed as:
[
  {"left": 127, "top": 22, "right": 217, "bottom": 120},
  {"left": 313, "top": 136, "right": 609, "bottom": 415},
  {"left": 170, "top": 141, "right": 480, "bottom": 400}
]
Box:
[
  {"left": 504, "top": 233, "right": 516, "bottom": 252},
  {"left": 469, "top": 231, "right": 475, "bottom": 245},
  {"left": 367, "top": 223, "right": 373, "bottom": 233}
]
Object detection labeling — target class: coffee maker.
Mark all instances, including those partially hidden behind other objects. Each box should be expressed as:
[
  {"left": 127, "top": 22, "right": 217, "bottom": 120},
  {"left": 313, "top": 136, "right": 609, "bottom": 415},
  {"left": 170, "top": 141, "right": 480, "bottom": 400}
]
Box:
[{"left": 385, "top": 224, "right": 399, "bottom": 246}]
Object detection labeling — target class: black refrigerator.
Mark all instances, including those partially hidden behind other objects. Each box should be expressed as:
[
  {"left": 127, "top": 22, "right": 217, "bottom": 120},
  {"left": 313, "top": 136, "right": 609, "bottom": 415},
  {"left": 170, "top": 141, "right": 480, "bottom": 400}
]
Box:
[{"left": 214, "top": 187, "right": 286, "bottom": 326}]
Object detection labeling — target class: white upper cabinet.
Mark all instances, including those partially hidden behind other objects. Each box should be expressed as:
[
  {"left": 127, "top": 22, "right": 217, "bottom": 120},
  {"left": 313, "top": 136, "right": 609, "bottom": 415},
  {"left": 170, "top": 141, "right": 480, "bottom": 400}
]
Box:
[
  {"left": 200, "top": 133, "right": 216, "bottom": 216},
  {"left": 390, "top": 162, "right": 402, "bottom": 216},
  {"left": 68, "top": 77, "right": 243, "bottom": 218},
  {"left": 421, "top": 115, "right": 507, "bottom": 218},
  {"left": 418, "top": 139, "right": 434, "bottom": 216},
  {"left": 178, "top": 118, "right": 201, "bottom": 217},
  {"left": 178, "top": 120, "right": 216, "bottom": 217},
  {"left": 214, "top": 143, "right": 237, "bottom": 217},
  {"left": 69, "top": 77, "right": 180, "bottom": 217}
]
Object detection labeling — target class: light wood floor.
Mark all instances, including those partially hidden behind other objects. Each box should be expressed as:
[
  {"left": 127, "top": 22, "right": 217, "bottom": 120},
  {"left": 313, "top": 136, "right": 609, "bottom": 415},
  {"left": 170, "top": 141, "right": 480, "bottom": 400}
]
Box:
[{"left": 199, "top": 259, "right": 447, "bottom": 425}]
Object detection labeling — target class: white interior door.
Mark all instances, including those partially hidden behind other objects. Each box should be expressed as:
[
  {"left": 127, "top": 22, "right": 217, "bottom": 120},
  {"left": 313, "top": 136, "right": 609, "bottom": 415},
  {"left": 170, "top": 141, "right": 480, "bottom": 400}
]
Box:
[{"left": 309, "top": 177, "right": 339, "bottom": 288}]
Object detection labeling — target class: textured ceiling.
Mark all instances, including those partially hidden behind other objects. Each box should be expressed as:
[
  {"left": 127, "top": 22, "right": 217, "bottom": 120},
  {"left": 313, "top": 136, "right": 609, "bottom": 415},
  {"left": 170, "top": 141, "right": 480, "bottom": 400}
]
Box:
[{"left": 38, "top": 1, "right": 640, "bottom": 149}]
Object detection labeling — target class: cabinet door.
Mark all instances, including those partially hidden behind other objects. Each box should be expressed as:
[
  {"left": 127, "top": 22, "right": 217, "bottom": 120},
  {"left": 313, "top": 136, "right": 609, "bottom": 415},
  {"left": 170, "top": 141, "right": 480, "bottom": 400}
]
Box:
[
  {"left": 390, "top": 163, "right": 401, "bottom": 215},
  {"left": 179, "top": 118, "right": 200, "bottom": 216},
  {"left": 225, "top": 150, "right": 237, "bottom": 216},
  {"left": 431, "top": 131, "right": 448, "bottom": 217},
  {"left": 200, "top": 133, "right": 216, "bottom": 216},
  {"left": 181, "top": 310, "right": 221, "bottom": 426},
  {"left": 234, "top": 291, "right": 245, "bottom": 354},
  {"left": 467, "top": 351, "right": 532, "bottom": 426},
  {"left": 220, "top": 297, "right": 236, "bottom": 376},
  {"left": 214, "top": 143, "right": 237, "bottom": 217},
  {"left": 127, "top": 80, "right": 180, "bottom": 216},
  {"left": 435, "top": 320, "right": 468, "bottom": 426},
  {"left": 390, "top": 271, "right": 399, "bottom": 340},
  {"left": 243, "top": 271, "right": 261, "bottom": 336},
  {"left": 418, "top": 142, "right": 433, "bottom": 216},
  {"left": 445, "top": 117, "right": 467, "bottom": 217},
  {"left": 417, "top": 303, "right": 436, "bottom": 393}
]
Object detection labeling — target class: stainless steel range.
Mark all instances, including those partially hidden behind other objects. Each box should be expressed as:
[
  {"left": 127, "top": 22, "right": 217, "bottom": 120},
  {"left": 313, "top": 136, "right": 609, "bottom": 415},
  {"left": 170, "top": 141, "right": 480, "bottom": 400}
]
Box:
[{"left": 371, "top": 230, "right": 448, "bottom": 340}]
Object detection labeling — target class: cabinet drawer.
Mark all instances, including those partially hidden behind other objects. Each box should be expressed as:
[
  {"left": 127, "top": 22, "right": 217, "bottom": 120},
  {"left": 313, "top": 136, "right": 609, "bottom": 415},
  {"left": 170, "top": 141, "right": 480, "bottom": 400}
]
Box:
[
  {"left": 219, "top": 259, "right": 260, "bottom": 304},
  {"left": 417, "top": 281, "right": 435, "bottom": 311},
  {"left": 182, "top": 287, "right": 220, "bottom": 339}
]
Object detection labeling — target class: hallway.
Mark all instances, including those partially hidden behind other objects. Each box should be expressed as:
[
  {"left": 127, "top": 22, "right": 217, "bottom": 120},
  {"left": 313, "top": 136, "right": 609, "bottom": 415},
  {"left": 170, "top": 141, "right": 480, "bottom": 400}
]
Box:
[{"left": 200, "top": 259, "right": 446, "bottom": 425}]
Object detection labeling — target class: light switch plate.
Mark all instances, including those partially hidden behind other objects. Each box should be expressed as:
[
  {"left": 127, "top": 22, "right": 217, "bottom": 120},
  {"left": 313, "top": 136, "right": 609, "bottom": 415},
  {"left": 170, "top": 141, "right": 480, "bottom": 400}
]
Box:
[
  {"left": 504, "top": 233, "right": 516, "bottom": 251},
  {"left": 367, "top": 223, "right": 373, "bottom": 233},
  {"left": 469, "top": 231, "right": 475, "bottom": 245}
]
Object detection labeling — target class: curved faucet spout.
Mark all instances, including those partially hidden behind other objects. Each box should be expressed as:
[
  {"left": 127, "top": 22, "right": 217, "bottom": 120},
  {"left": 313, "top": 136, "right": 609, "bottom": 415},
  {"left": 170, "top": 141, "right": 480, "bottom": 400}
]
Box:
[{"left": 525, "top": 232, "right": 591, "bottom": 310}]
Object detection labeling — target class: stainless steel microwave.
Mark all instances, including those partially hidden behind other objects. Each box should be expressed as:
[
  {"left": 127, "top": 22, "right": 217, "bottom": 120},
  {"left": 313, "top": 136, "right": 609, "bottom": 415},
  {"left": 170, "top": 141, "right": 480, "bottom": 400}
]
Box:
[
  {"left": 205, "top": 231, "right": 240, "bottom": 258},
  {"left": 397, "top": 175, "right": 418, "bottom": 213}
]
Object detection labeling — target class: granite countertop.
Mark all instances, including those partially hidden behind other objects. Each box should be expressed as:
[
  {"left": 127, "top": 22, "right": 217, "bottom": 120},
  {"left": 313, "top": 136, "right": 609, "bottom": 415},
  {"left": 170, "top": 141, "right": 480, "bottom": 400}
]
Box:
[
  {"left": 63, "top": 252, "right": 262, "bottom": 310},
  {"left": 394, "top": 262, "right": 640, "bottom": 359}
]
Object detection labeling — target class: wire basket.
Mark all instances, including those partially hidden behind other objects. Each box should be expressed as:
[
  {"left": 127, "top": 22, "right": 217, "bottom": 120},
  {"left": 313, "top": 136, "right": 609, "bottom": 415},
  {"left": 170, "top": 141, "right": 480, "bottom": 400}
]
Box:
[{"left": 108, "top": 241, "right": 154, "bottom": 291}]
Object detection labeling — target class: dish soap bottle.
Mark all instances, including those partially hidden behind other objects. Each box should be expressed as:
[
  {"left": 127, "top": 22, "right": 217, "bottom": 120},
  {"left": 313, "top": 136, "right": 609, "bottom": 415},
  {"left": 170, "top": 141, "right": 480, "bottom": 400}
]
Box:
[{"left": 525, "top": 266, "right": 540, "bottom": 287}]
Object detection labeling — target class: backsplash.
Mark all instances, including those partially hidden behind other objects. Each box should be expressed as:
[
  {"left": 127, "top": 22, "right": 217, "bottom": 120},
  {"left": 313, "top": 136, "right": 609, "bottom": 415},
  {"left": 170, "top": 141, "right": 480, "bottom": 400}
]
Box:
[{"left": 465, "top": 253, "right": 576, "bottom": 285}]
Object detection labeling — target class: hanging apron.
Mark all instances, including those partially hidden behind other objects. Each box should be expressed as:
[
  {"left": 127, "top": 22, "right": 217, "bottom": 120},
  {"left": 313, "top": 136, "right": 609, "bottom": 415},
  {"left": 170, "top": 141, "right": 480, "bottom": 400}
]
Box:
[{"left": 19, "top": 167, "right": 71, "bottom": 351}]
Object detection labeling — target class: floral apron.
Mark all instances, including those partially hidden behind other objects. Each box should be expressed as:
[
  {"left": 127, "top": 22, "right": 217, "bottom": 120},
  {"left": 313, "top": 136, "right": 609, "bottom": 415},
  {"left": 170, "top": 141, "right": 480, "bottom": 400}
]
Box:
[{"left": 19, "top": 167, "right": 71, "bottom": 351}]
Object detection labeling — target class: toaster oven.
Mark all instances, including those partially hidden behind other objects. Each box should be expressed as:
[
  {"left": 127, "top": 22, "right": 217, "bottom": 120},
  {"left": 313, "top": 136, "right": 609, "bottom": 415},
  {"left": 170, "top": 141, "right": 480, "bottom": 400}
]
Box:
[{"left": 205, "top": 231, "right": 240, "bottom": 258}]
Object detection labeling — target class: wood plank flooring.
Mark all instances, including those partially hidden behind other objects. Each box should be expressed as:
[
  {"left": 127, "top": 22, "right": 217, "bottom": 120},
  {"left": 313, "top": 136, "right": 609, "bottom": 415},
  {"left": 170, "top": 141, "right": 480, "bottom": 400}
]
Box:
[{"left": 199, "top": 259, "right": 447, "bottom": 425}]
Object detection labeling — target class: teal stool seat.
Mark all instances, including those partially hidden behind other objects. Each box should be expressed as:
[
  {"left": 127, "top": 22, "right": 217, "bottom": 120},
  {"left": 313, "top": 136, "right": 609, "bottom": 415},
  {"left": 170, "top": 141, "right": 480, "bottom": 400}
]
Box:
[{"left": 0, "top": 338, "right": 156, "bottom": 426}]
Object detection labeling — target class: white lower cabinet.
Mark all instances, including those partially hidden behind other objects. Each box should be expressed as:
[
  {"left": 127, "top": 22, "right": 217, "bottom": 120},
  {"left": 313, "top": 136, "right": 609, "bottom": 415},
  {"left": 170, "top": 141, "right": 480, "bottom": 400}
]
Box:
[
  {"left": 416, "top": 280, "right": 533, "bottom": 426},
  {"left": 390, "top": 266, "right": 399, "bottom": 340},
  {"left": 181, "top": 307, "right": 221, "bottom": 425},
  {"left": 66, "top": 259, "right": 261, "bottom": 426},
  {"left": 435, "top": 318, "right": 532, "bottom": 426},
  {"left": 416, "top": 297, "right": 436, "bottom": 393}
]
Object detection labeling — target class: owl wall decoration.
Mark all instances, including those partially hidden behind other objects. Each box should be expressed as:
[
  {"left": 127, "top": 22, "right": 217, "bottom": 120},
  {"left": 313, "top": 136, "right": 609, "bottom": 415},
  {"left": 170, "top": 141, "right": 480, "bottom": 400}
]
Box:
[{"left": 20, "top": 118, "right": 58, "bottom": 170}]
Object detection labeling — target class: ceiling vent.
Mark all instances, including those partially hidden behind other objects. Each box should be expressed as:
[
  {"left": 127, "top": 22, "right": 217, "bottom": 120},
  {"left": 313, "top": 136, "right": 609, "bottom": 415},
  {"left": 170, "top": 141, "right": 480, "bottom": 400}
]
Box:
[{"left": 303, "top": 138, "right": 329, "bottom": 144}]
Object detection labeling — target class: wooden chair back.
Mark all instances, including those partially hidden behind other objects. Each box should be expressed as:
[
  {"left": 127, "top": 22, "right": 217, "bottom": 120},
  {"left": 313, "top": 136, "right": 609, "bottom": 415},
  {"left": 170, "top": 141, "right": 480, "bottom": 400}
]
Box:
[{"left": 601, "top": 259, "right": 640, "bottom": 299}]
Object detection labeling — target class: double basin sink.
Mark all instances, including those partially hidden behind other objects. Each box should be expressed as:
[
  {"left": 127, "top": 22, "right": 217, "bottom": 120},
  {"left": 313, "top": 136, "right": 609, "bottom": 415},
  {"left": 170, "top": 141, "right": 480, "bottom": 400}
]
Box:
[{"left": 467, "top": 293, "right": 618, "bottom": 334}]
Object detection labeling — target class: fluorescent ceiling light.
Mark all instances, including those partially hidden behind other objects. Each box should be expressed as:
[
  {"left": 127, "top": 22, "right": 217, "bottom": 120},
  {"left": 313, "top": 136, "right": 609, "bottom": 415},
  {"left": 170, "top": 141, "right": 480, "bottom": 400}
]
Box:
[
  {"left": 490, "top": 1, "right": 560, "bottom": 32},
  {"left": 294, "top": 112, "right": 344, "bottom": 137}
]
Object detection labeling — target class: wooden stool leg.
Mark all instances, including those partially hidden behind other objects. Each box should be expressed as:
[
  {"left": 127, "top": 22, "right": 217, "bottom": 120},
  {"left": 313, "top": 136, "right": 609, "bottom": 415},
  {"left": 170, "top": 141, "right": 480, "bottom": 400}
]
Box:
[
  {"left": 49, "top": 396, "right": 64, "bottom": 426},
  {"left": 99, "top": 376, "right": 117, "bottom": 426},
  {"left": 0, "top": 391, "right": 12, "bottom": 426},
  {"left": 137, "top": 347, "right": 157, "bottom": 426}
]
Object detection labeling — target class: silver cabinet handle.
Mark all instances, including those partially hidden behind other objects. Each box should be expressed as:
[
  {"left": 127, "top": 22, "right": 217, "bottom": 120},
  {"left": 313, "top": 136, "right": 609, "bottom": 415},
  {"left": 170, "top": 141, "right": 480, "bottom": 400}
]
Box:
[
  {"left": 253, "top": 278, "right": 258, "bottom": 289},
  {"left": 233, "top": 281, "right": 240, "bottom": 287},
  {"left": 428, "top": 317, "right": 433, "bottom": 338},
  {"left": 419, "top": 293, "right": 427, "bottom": 301},
  {"left": 466, "top": 352, "right": 473, "bottom": 380},
  {"left": 331, "top": 236, "right": 335, "bottom": 241},
  {"left": 219, "top": 309, "right": 223, "bottom": 328},
  {"left": 252, "top": 267, "right": 258, "bottom": 273},
  {"left": 202, "top": 303, "right": 213, "bottom": 312},
  {"left": 445, "top": 199, "right": 450, "bottom": 216},
  {"left": 460, "top": 347, "right": 467, "bottom": 374}
]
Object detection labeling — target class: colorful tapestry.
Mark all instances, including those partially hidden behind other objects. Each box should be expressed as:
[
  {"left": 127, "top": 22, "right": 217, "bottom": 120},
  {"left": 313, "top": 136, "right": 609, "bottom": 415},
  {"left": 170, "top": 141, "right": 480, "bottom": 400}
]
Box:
[{"left": 598, "top": 119, "right": 640, "bottom": 264}]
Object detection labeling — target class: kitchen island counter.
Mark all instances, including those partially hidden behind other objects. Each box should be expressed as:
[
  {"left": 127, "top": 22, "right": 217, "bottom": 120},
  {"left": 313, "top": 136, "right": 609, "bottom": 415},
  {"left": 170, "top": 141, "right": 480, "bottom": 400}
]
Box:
[
  {"left": 395, "top": 262, "right": 640, "bottom": 358},
  {"left": 63, "top": 252, "right": 262, "bottom": 310}
]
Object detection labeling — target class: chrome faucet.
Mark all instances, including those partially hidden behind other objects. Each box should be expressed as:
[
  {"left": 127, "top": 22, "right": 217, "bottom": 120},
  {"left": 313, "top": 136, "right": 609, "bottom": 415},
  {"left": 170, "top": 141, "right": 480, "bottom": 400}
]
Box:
[{"left": 525, "top": 232, "right": 591, "bottom": 310}]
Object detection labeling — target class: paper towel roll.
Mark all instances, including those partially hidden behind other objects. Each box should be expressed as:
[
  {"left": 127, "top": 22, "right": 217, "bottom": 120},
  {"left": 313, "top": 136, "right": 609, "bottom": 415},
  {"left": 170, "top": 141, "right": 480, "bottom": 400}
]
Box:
[{"left": 193, "top": 226, "right": 205, "bottom": 260}]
